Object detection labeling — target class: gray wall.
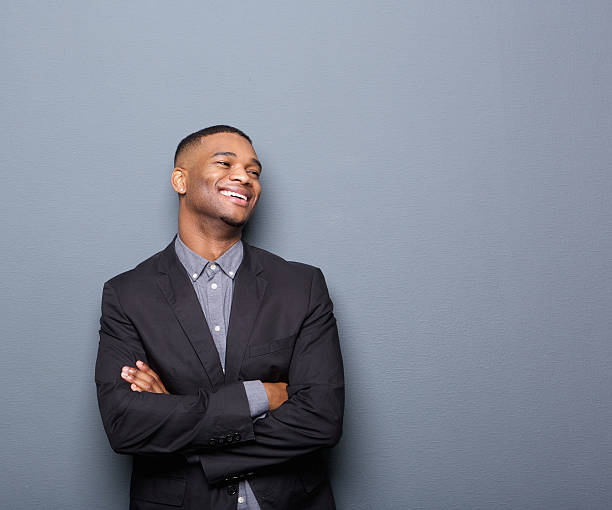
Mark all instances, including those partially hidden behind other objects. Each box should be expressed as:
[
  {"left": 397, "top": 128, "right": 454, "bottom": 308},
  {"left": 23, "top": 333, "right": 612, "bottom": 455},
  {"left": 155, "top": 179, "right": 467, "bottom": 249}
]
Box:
[{"left": 2, "top": 1, "right": 611, "bottom": 508}]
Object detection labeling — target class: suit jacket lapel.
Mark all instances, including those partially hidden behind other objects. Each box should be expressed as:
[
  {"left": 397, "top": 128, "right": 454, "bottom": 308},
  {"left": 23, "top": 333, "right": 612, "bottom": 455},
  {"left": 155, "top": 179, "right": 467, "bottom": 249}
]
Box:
[
  {"left": 156, "top": 238, "right": 225, "bottom": 389},
  {"left": 225, "top": 242, "right": 268, "bottom": 383}
]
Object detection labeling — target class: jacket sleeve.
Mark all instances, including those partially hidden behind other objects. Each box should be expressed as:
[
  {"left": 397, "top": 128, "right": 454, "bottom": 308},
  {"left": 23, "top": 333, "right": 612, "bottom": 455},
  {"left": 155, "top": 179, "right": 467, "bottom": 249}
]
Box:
[
  {"left": 199, "top": 268, "right": 345, "bottom": 483},
  {"left": 95, "top": 281, "right": 255, "bottom": 455}
]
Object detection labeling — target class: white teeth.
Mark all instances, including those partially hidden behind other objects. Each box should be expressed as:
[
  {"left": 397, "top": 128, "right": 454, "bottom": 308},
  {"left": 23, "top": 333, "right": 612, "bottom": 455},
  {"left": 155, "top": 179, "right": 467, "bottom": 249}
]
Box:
[{"left": 220, "top": 190, "right": 248, "bottom": 201}]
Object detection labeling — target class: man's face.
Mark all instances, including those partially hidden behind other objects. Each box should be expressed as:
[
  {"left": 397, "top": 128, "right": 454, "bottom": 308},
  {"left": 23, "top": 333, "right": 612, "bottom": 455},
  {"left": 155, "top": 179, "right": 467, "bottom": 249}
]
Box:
[{"left": 178, "top": 132, "right": 262, "bottom": 228}]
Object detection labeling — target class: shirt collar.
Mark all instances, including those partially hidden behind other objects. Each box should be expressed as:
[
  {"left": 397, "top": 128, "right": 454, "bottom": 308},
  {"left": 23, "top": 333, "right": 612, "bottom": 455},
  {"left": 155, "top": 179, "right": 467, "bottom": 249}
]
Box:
[
  {"left": 174, "top": 234, "right": 243, "bottom": 281},
  {"left": 213, "top": 239, "right": 243, "bottom": 279}
]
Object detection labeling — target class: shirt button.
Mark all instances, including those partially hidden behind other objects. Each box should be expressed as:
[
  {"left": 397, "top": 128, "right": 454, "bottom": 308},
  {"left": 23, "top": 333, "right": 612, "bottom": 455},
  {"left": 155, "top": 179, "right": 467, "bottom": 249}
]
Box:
[
  {"left": 211, "top": 283, "right": 218, "bottom": 289},
  {"left": 210, "top": 264, "right": 217, "bottom": 270},
  {"left": 192, "top": 273, "right": 198, "bottom": 279},
  {"left": 229, "top": 271, "right": 234, "bottom": 276},
  {"left": 214, "top": 325, "right": 221, "bottom": 332},
  {"left": 238, "top": 496, "right": 245, "bottom": 504}
]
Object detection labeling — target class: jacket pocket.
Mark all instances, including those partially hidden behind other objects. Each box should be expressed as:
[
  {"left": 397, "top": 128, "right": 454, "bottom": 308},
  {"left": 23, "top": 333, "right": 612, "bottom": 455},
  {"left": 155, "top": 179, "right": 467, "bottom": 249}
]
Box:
[
  {"left": 249, "top": 334, "right": 296, "bottom": 357},
  {"left": 132, "top": 475, "right": 186, "bottom": 507},
  {"left": 299, "top": 468, "right": 326, "bottom": 494}
]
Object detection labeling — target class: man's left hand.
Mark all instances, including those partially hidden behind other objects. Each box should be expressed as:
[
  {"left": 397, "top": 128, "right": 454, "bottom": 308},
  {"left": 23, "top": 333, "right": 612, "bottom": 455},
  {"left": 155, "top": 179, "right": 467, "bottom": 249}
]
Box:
[{"left": 121, "top": 361, "right": 170, "bottom": 394}]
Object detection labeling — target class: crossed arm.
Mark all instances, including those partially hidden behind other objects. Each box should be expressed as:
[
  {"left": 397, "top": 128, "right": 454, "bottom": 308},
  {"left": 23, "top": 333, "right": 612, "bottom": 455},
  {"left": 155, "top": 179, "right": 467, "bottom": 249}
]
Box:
[
  {"left": 121, "top": 361, "right": 289, "bottom": 411},
  {"left": 96, "top": 268, "right": 344, "bottom": 483}
]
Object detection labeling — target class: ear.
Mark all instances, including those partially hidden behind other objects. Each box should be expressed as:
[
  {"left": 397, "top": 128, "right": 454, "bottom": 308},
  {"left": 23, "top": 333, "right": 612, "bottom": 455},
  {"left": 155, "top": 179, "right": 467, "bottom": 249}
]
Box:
[{"left": 171, "top": 167, "right": 187, "bottom": 195}]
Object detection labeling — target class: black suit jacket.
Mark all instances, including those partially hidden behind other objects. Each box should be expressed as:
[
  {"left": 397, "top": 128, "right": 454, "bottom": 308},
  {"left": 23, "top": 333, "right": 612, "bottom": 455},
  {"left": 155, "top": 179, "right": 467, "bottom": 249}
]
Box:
[{"left": 95, "top": 237, "right": 344, "bottom": 510}]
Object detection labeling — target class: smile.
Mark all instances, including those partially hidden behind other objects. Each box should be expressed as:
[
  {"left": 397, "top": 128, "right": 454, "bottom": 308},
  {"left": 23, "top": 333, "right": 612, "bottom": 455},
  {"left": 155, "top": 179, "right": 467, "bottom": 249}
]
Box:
[{"left": 220, "top": 189, "right": 249, "bottom": 203}]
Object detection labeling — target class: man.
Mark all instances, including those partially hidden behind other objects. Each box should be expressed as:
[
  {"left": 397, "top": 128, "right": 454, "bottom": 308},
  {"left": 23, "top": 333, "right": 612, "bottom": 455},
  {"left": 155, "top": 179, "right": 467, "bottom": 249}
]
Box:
[{"left": 95, "top": 125, "right": 345, "bottom": 510}]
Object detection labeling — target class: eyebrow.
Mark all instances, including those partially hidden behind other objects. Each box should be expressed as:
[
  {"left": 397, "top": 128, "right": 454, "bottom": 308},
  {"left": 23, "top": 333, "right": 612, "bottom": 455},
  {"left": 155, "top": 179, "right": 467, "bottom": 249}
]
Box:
[{"left": 211, "top": 151, "right": 262, "bottom": 171}]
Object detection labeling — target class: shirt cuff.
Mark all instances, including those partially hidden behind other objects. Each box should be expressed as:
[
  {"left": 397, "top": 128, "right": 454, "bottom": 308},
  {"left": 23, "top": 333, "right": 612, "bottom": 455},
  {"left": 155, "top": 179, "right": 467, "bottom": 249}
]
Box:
[{"left": 242, "top": 380, "right": 269, "bottom": 418}]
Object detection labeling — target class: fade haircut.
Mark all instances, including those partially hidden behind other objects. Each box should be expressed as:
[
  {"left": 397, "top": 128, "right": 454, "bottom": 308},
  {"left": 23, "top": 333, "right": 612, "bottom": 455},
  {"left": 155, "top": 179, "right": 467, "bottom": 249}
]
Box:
[{"left": 174, "top": 125, "right": 252, "bottom": 166}]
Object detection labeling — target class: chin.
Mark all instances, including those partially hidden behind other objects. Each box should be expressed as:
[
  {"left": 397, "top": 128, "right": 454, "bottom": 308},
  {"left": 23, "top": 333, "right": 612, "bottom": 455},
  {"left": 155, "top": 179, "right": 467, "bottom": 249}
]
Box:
[{"left": 220, "top": 215, "right": 248, "bottom": 228}]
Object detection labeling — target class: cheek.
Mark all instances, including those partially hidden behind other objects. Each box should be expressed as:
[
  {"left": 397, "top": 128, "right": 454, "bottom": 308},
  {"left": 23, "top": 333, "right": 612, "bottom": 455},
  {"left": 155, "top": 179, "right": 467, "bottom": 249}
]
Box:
[
  {"left": 251, "top": 189, "right": 262, "bottom": 207},
  {"left": 190, "top": 178, "right": 218, "bottom": 202}
]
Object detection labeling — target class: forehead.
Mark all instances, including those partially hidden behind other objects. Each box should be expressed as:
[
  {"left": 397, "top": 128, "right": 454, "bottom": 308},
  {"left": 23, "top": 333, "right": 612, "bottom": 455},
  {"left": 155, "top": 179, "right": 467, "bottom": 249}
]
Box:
[{"left": 198, "top": 132, "right": 257, "bottom": 159}]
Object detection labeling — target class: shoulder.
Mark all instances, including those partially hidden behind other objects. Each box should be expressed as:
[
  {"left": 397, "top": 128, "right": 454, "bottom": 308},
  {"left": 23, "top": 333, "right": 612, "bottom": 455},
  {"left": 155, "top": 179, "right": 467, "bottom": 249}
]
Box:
[
  {"left": 103, "top": 245, "right": 167, "bottom": 292},
  {"left": 247, "top": 244, "right": 332, "bottom": 309},
  {"left": 247, "top": 244, "right": 322, "bottom": 281}
]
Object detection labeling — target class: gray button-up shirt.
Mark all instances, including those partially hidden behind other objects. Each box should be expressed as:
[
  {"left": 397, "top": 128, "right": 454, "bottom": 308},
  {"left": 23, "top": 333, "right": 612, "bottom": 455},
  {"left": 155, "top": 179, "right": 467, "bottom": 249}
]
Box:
[{"left": 175, "top": 235, "right": 267, "bottom": 510}]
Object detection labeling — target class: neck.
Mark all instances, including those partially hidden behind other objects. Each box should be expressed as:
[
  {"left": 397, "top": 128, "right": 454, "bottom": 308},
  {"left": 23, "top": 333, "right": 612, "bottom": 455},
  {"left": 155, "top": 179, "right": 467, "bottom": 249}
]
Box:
[{"left": 178, "top": 211, "right": 242, "bottom": 261}]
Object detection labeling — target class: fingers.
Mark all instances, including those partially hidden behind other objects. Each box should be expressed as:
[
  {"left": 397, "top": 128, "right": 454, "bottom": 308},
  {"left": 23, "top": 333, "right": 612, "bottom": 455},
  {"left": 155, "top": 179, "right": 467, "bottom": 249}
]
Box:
[
  {"left": 136, "top": 360, "right": 152, "bottom": 372},
  {"left": 121, "top": 361, "right": 168, "bottom": 394},
  {"left": 279, "top": 382, "right": 289, "bottom": 405},
  {"left": 127, "top": 369, "right": 158, "bottom": 392},
  {"left": 262, "top": 381, "right": 289, "bottom": 410},
  {"left": 277, "top": 382, "right": 288, "bottom": 407},
  {"left": 131, "top": 362, "right": 159, "bottom": 390}
]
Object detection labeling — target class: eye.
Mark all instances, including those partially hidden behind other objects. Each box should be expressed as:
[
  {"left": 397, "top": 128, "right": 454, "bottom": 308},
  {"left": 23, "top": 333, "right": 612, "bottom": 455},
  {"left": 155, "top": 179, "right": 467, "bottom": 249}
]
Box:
[
  {"left": 248, "top": 170, "right": 261, "bottom": 177},
  {"left": 216, "top": 161, "right": 231, "bottom": 167}
]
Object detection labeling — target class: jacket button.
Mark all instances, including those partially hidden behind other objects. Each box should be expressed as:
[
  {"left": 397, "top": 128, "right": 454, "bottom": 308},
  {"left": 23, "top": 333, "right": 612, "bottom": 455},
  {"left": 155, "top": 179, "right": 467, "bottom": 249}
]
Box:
[
  {"left": 233, "top": 432, "right": 241, "bottom": 442},
  {"left": 226, "top": 484, "right": 238, "bottom": 496},
  {"left": 208, "top": 438, "right": 217, "bottom": 447},
  {"left": 225, "top": 433, "right": 235, "bottom": 443}
]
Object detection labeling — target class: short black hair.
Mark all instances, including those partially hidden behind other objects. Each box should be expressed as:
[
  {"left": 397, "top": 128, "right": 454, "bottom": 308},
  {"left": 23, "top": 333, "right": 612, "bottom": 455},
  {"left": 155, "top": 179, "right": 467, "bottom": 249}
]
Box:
[{"left": 174, "top": 125, "right": 252, "bottom": 166}]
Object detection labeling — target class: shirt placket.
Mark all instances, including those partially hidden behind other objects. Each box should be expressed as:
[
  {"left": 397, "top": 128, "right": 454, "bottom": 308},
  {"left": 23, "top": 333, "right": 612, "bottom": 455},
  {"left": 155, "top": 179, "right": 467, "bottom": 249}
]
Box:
[
  {"left": 204, "top": 264, "right": 226, "bottom": 373},
  {"left": 177, "top": 240, "right": 258, "bottom": 510},
  {"left": 203, "top": 264, "right": 251, "bottom": 508}
]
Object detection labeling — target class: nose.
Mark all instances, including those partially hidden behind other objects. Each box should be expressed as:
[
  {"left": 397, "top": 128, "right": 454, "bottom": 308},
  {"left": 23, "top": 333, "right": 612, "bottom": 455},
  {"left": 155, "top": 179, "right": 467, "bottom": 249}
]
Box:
[{"left": 228, "top": 165, "right": 250, "bottom": 183}]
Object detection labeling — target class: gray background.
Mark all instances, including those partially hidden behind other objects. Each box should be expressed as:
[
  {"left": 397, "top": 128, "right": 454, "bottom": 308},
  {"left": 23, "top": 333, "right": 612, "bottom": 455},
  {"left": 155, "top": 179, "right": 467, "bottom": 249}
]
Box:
[{"left": 2, "top": 1, "right": 611, "bottom": 509}]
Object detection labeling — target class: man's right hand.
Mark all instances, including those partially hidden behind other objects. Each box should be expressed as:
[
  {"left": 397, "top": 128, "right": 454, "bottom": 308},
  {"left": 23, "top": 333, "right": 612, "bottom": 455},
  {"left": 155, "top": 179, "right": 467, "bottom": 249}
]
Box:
[{"left": 263, "top": 382, "right": 288, "bottom": 410}]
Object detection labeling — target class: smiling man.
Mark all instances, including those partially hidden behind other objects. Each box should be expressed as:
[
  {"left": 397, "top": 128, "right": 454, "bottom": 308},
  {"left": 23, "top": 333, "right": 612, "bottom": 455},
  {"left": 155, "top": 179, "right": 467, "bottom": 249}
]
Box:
[{"left": 95, "top": 125, "right": 345, "bottom": 510}]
